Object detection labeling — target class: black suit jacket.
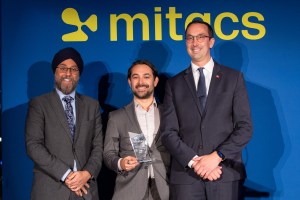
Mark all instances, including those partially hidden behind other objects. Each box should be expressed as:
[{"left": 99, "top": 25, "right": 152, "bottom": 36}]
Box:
[{"left": 161, "top": 62, "right": 252, "bottom": 184}]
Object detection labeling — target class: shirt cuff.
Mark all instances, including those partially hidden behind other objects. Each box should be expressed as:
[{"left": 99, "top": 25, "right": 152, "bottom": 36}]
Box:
[
  {"left": 61, "top": 169, "right": 72, "bottom": 182},
  {"left": 188, "top": 155, "right": 199, "bottom": 168},
  {"left": 117, "top": 158, "right": 123, "bottom": 171}
]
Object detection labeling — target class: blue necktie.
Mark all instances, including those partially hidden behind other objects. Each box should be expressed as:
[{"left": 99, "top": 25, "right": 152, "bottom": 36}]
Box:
[
  {"left": 63, "top": 96, "right": 75, "bottom": 140},
  {"left": 197, "top": 68, "right": 207, "bottom": 112}
]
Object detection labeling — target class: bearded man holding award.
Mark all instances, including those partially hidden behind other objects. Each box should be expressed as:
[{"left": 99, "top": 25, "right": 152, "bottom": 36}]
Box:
[{"left": 103, "top": 60, "right": 170, "bottom": 200}]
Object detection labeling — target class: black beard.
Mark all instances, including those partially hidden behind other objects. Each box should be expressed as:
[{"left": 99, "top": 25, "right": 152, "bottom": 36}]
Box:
[
  {"left": 135, "top": 83, "right": 149, "bottom": 89},
  {"left": 133, "top": 90, "right": 152, "bottom": 99}
]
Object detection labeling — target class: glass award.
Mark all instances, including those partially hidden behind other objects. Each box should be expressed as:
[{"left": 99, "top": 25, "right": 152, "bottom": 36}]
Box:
[{"left": 129, "top": 132, "right": 151, "bottom": 163}]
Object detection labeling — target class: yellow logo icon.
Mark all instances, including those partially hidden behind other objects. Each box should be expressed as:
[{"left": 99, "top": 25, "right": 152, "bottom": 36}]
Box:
[{"left": 62, "top": 8, "right": 97, "bottom": 42}]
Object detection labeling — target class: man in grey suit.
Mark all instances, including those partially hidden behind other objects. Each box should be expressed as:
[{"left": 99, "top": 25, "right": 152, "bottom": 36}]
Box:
[
  {"left": 26, "top": 47, "right": 103, "bottom": 200},
  {"left": 104, "top": 60, "right": 170, "bottom": 200},
  {"left": 160, "top": 20, "right": 253, "bottom": 200}
]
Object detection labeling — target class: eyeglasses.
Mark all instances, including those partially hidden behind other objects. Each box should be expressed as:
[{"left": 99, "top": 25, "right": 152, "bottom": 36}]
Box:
[
  {"left": 185, "top": 35, "right": 210, "bottom": 43},
  {"left": 57, "top": 66, "right": 79, "bottom": 74}
]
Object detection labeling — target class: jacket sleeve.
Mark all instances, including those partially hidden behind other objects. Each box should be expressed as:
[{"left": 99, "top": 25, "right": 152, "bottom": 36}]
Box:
[
  {"left": 217, "top": 72, "right": 253, "bottom": 159},
  {"left": 103, "top": 112, "right": 122, "bottom": 173},
  {"left": 25, "top": 99, "right": 70, "bottom": 181}
]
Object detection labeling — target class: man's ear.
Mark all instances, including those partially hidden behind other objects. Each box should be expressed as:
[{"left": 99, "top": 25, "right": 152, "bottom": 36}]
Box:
[
  {"left": 209, "top": 37, "right": 215, "bottom": 48},
  {"left": 154, "top": 77, "right": 159, "bottom": 87},
  {"left": 128, "top": 78, "right": 131, "bottom": 86}
]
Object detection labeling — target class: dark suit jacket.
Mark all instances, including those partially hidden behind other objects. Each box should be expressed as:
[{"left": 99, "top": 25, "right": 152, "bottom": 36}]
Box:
[
  {"left": 25, "top": 90, "right": 103, "bottom": 200},
  {"left": 161, "top": 62, "right": 252, "bottom": 184},
  {"left": 103, "top": 101, "right": 170, "bottom": 200}
]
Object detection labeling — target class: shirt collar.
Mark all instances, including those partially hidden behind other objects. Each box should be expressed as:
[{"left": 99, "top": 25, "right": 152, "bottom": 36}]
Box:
[
  {"left": 56, "top": 88, "right": 76, "bottom": 101},
  {"left": 134, "top": 98, "right": 157, "bottom": 109},
  {"left": 191, "top": 57, "right": 214, "bottom": 74}
]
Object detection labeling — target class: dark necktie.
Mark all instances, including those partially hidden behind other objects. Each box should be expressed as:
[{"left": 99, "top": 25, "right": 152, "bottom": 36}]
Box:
[
  {"left": 197, "top": 68, "right": 207, "bottom": 112},
  {"left": 62, "top": 96, "right": 75, "bottom": 140}
]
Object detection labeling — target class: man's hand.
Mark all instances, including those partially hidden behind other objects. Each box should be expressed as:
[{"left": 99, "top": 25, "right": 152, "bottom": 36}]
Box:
[
  {"left": 65, "top": 170, "right": 91, "bottom": 195},
  {"left": 192, "top": 151, "right": 222, "bottom": 179},
  {"left": 74, "top": 183, "right": 90, "bottom": 197},
  {"left": 205, "top": 166, "right": 222, "bottom": 181},
  {"left": 120, "top": 156, "right": 139, "bottom": 171}
]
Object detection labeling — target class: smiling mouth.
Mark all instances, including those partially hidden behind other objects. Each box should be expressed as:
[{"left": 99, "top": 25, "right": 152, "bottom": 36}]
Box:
[
  {"left": 137, "top": 87, "right": 147, "bottom": 91},
  {"left": 62, "top": 78, "right": 73, "bottom": 82},
  {"left": 192, "top": 46, "right": 202, "bottom": 51}
]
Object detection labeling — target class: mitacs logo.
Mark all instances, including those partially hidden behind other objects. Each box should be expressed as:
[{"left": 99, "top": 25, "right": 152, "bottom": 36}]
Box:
[
  {"left": 60, "top": 7, "right": 266, "bottom": 42},
  {"left": 61, "top": 8, "right": 97, "bottom": 42}
]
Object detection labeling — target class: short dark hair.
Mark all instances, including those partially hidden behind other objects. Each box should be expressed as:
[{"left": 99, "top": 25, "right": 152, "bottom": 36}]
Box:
[
  {"left": 185, "top": 20, "right": 214, "bottom": 38},
  {"left": 127, "top": 60, "right": 158, "bottom": 79}
]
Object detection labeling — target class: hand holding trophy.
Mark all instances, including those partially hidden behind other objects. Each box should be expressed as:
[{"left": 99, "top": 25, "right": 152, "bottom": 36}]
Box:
[{"left": 129, "top": 132, "right": 152, "bottom": 163}]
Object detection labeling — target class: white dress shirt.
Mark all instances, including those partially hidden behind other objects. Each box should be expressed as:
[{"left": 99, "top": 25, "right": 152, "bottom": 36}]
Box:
[{"left": 188, "top": 58, "right": 214, "bottom": 168}]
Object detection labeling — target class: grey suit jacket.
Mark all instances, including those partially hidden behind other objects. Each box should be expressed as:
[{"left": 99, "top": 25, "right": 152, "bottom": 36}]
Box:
[
  {"left": 26, "top": 90, "right": 103, "bottom": 200},
  {"left": 161, "top": 62, "right": 253, "bottom": 184},
  {"left": 103, "top": 101, "right": 170, "bottom": 200}
]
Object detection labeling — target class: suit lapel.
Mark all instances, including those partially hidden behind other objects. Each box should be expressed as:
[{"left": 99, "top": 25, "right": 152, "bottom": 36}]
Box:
[
  {"left": 204, "top": 63, "right": 222, "bottom": 116},
  {"left": 152, "top": 105, "right": 161, "bottom": 147},
  {"left": 125, "top": 101, "right": 143, "bottom": 134},
  {"left": 183, "top": 66, "right": 202, "bottom": 115},
  {"left": 49, "top": 90, "right": 73, "bottom": 142},
  {"left": 74, "top": 93, "right": 84, "bottom": 143}
]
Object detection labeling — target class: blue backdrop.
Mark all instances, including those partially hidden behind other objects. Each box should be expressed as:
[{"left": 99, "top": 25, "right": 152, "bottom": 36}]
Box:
[{"left": 2, "top": 0, "right": 300, "bottom": 199}]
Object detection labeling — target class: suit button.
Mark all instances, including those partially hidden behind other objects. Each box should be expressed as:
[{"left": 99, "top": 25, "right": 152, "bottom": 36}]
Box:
[{"left": 199, "top": 145, "right": 203, "bottom": 149}]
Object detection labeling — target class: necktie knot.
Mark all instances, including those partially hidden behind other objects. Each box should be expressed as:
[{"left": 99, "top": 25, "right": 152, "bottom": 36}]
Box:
[
  {"left": 63, "top": 96, "right": 73, "bottom": 104},
  {"left": 197, "top": 68, "right": 206, "bottom": 96}
]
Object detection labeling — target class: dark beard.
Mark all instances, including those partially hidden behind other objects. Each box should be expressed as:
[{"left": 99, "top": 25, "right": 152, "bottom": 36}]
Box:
[
  {"left": 55, "top": 77, "right": 78, "bottom": 95},
  {"left": 132, "top": 84, "right": 154, "bottom": 99},
  {"left": 132, "top": 90, "right": 152, "bottom": 99}
]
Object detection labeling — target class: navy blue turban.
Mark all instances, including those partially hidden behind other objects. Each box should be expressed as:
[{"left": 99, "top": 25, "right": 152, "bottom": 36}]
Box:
[{"left": 51, "top": 47, "right": 84, "bottom": 74}]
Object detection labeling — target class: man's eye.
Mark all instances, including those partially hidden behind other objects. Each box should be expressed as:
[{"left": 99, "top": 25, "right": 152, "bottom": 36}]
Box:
[{"left": 71, "top": 68, "right": 79, "bottom": 72}]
